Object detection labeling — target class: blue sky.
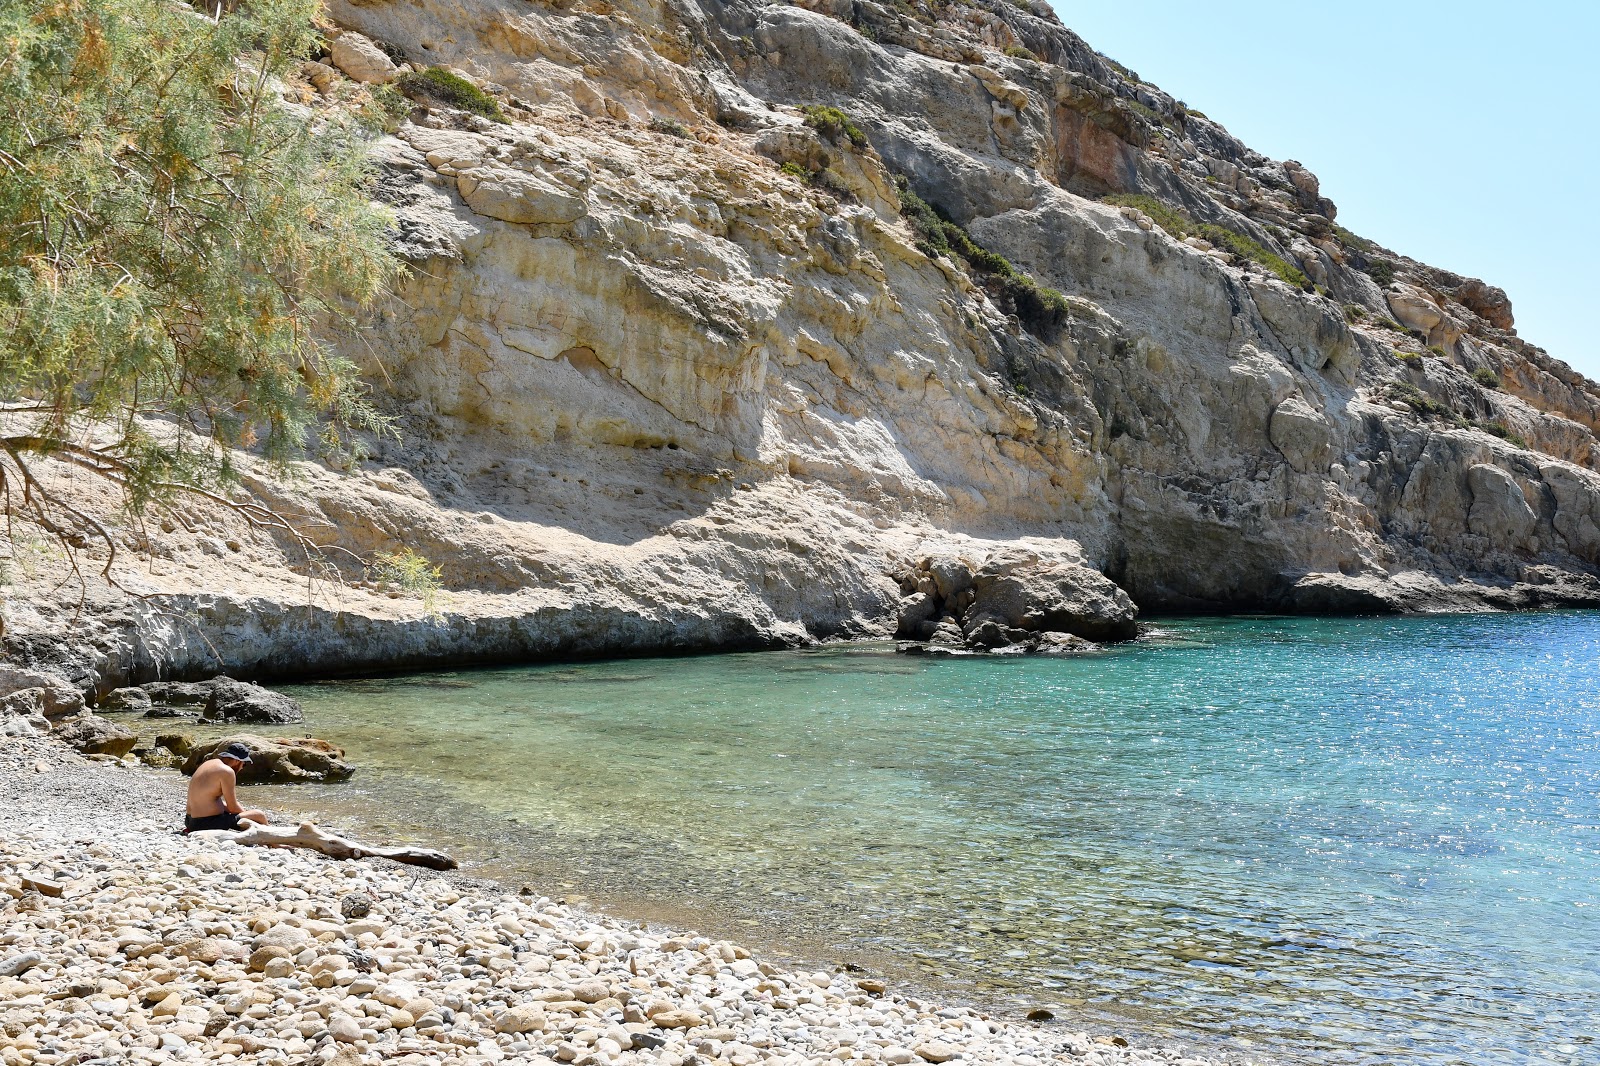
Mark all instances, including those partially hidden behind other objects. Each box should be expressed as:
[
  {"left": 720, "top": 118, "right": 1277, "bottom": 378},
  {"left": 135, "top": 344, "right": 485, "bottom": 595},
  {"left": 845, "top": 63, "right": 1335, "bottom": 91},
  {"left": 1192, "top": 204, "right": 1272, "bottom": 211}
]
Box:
[{"left": 1049, "top": 1, "right": 1598, "bottom": 381}]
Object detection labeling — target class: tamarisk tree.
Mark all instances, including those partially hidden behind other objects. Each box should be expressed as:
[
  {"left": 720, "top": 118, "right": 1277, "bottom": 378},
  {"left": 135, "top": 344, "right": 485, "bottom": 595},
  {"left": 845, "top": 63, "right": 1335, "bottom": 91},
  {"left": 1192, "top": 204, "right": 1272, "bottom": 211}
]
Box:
[{"left": 0, "top": 0, "right": 400, "bottom": 581}]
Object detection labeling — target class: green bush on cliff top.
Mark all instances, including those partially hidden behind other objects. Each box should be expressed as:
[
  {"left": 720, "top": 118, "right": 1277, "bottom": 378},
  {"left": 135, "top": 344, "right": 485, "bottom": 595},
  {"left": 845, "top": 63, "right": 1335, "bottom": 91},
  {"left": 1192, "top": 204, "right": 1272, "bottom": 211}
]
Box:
[{"left": 0, "top": 0, "right": 401, "bottom": 558}]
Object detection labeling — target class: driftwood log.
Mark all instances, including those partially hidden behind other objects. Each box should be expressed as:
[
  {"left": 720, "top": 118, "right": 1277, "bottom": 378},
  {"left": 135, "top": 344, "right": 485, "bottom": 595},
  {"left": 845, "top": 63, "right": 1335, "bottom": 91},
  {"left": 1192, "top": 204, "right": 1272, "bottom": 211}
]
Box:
[{"left": 192, "top": 821, "right": 457, "bottom": 870}]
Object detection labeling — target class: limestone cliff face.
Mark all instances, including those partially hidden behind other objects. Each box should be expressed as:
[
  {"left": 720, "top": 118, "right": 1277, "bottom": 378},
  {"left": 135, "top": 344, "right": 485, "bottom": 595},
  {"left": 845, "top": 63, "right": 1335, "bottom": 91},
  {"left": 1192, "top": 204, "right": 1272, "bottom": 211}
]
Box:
[{"left": 8, "top": 0, "right": 1600, "bottom": 683}]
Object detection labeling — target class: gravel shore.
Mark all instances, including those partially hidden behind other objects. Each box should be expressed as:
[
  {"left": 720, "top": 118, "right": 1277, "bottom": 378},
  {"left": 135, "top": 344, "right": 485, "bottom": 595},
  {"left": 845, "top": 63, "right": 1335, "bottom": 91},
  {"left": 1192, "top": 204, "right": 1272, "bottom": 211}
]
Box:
[{"left": 1, "top": 733, "right": 1250, "bottom": 1066}]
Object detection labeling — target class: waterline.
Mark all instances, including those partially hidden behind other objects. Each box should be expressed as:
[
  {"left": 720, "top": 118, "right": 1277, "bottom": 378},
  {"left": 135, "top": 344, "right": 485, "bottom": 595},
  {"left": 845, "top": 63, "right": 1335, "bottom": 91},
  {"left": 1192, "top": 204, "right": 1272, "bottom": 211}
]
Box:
[{"left": 265, "top": 613, "right": 1600, "bottom": 1066}]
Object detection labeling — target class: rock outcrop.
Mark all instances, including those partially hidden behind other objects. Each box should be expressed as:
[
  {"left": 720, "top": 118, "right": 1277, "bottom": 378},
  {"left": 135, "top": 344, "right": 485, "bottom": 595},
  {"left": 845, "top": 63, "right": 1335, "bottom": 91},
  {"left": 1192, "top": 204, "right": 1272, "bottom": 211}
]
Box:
[
  {"left": 4, "top": 0, "right": 1600, "bottom": 677},
  {"left": 181, "top": 736, "right": 355, "bottom": 785}
]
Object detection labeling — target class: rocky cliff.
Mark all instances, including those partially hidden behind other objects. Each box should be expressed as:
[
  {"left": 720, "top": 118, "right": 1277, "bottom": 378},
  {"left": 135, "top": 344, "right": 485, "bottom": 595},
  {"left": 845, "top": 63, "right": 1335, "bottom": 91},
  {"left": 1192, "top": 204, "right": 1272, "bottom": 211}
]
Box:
[{"left": 7, "top": 0, "right": 1600, "bottom": 687}]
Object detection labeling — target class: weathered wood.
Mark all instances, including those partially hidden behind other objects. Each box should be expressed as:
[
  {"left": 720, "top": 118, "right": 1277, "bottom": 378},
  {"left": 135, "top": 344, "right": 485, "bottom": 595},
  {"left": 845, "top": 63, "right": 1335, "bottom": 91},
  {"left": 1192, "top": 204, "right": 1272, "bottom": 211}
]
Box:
[{"left": 191, "top": 821, "right": 457, "bottom": 870}]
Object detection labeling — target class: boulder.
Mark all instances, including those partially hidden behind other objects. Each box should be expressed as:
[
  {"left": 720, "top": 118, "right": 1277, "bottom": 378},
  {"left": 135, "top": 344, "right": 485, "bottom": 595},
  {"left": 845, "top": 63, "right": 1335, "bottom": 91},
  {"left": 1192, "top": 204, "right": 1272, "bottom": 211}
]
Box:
[
  {"left": 964, "top": 550, "right": 1138, "bottom": 642},
  {"left": 1268, "top": 396, "right": 1335, "bottom": 474},
  {"left": 155, "top": 733, "right": 195, "bottom": 757},
  {"left": 1031, "top": 632, "right": 1099, "bottom": 655},
  {"left": 1387, "top": 285, "right": 1444, "bottom": 335},
  {"left": 924, "top": 555, "right": 974, "bottom": 599},
  {"left": 1, "top": 681, "right": 87, "bottom": 721},
  {"left": 140, "top": 681, "right": 212, "bottom": 707},
  {"left": 894, "top": 592, "right": 938, "bottom": 637},
  {"left": 455, "top": 166, "right": 587, "bottom": 226},
  {"left": 202, "top": 678, "right": 305, "bottom": 725},
  {"left": 1458, "top": 278, "right": 1513, "bottom": 331},
  {"left": 1466, "top": 464, "right": 1538, "bottom": 551},
  {"left": 182, "top": 735, "right": 354, "bottom": 784},
  {"left": 99, "top": 687, "right": 153, "bottom": 713},
  {"left": 0, "top": 665, "right": 67, "bottom": 699},
  {"left": 329, "top": 32, "right": 399, "bottom": 85},
  {"left": 53, "top": 714, "right": 139, "bottom": 758}
]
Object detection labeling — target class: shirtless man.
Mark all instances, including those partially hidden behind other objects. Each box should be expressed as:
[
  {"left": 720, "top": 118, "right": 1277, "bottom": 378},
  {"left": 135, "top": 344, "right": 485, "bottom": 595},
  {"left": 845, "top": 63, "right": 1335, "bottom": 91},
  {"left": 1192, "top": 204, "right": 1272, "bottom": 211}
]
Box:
[{"left": 184, "top": 743, "right": 269, "bottom": 833}]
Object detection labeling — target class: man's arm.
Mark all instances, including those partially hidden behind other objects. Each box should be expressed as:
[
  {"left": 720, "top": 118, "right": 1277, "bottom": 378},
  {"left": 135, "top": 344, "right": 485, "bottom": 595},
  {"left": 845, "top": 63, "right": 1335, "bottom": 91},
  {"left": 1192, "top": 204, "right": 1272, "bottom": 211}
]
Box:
[{"left": 220, "top": 771, "right": 243, "bottom": 815}]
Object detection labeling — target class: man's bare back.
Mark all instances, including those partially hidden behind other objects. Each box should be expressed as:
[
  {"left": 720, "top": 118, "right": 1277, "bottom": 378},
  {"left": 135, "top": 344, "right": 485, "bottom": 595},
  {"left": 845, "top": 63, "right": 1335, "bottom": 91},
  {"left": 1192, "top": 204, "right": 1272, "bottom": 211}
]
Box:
[{"left": 184, "top": 743, "right": 269, "bottom": 833}]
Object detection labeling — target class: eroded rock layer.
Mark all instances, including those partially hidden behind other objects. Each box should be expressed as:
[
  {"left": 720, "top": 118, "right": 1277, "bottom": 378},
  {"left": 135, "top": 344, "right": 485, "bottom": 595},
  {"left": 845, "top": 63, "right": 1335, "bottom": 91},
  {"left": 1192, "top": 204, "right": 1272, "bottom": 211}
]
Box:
[{"left": 6, "top": 0, "right": 1600, "bottom": 680}]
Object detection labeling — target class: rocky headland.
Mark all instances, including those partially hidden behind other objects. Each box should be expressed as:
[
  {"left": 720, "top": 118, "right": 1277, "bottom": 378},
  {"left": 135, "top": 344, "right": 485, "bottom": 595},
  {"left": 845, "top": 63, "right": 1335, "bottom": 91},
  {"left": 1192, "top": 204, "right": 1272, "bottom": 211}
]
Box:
[
  {"left": 7, "top": 0, "right": 1600, "bottom": 684},
  {"left": 0, "top": 733, "right": 1254, "bottom": 1066}
]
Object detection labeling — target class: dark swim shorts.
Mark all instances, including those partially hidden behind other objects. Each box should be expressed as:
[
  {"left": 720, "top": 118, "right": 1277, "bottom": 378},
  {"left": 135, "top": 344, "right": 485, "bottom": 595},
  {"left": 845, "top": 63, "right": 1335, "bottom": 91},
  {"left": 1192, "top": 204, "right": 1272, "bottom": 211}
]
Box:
[{"left": 183, "top": 812, "right": 241, "bottom": 834}]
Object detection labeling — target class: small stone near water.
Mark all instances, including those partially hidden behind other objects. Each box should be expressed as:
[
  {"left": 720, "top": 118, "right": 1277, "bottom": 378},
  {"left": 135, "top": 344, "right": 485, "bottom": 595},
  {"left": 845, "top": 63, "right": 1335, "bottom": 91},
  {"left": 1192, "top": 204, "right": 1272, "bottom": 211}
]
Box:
[
  {"left": 143, "top": 705, "right": 200, "bottom": 720},
  {"left": 340, "top": 892, "right": 372, "bottom": 919},
  {"left": 1025, "top": 1007, "right": 1055, "bottom": 1022},
  {"left": 650, "top": 1008, "right": 706, "bottom": 1029},
  {"left": 916, "top": 1041, "right": 959, "bottom": 1063}
]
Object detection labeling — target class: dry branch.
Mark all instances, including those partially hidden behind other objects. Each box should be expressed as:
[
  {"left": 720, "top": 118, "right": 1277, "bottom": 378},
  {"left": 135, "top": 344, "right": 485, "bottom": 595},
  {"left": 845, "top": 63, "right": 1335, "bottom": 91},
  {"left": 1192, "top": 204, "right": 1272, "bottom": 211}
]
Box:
[{"left": 191, "top": 820, "right": 457, "bottom": 870}]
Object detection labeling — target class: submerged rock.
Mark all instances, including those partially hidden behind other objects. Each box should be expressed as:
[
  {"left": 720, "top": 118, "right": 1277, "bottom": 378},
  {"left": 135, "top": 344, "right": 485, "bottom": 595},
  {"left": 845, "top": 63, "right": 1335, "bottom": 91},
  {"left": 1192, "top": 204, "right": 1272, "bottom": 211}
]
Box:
[
  {"left": 138, "top": 677, "right": 304, "bottom": 724},
  {"left": 202, "top": 677, "right": 304, "bottom": 725}
]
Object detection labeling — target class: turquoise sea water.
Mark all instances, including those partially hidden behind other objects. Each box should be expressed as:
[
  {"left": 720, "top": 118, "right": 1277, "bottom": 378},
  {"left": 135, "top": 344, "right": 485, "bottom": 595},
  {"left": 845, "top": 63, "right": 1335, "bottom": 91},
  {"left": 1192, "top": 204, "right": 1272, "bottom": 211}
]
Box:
[{"left": 268, "top": 613, "right": 1600, "bottom": 1066}]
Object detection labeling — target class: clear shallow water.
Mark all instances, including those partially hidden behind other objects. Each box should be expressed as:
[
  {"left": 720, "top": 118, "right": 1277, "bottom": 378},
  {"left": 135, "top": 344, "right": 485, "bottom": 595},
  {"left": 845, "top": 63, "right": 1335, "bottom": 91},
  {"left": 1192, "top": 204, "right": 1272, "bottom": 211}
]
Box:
[{"left": 268, "top": 614, "right": 1600, "bottom": 1066}]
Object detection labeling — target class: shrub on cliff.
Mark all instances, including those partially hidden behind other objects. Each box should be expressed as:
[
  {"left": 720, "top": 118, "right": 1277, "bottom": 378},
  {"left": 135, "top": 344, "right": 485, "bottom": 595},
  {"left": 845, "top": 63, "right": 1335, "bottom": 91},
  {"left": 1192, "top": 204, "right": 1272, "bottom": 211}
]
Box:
[
  {"left": 396, "top": 66, "right": 506, "bottom": 122},
  {"left": 1101, "top": 193, "right": 1308, "bottom": 288},
  {"left": 0, "top": 0, "right": 400, "bottom": 570},
  {"left": 897, "top": 179, "right": 1069, "bottom": 338},
  {"left": 800, "top": 105, "right": 868, "bottom": 148}
]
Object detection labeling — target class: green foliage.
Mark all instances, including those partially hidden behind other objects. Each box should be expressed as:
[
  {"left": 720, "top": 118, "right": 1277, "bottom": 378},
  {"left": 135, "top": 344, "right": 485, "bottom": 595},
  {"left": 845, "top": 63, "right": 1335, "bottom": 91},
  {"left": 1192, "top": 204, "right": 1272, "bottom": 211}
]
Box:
[
  {"left": 1385, "top": 381, "right": 1446, "bottom": 417},
  {"left": 1003, "top": 45, "right": 1038, "bottom": 62},
  {"left": 364, "top": 83, "right": 413, "bottom": 134},
  {"left": 1099, "top": 193, "right": 1305, "bottom": 284},
  {"left": 395, "top": 65, "right": 505, "bottom": 122},
  {"left": 1427, "top": 344, "right": 1447, "bottom": 357},
  {"left": 369, "top": 547, "right": 443, "bottom": 615},
  {"left": 1477, "top": 421, "right": 1527, "bottom": 448},
  {"left": 1363, "top": 259, "right": 1396, "bottom": 286},
  {"left": 778, "top": 161, "right": 810, "bottom": 180},
  {"left": 1394, "top": 351, "right": 1422, "bottom": 364},
  {"left": 1333, "top": 225, "right": 1372, "bottom": 254},
  {"left": 1101, "top": 193, "right": 1191, "bottom": 239},
  {"left": 1192, "top": 223, "right": 1307, "bottom": 287},
  {"left": 649, "top": 116, "right": 692, "bottom": 139},
  {"left": 1472, "top": 368, "right": 1502, "bottom": 389},
  {"left": 1382, "top": 383, "right": 1527, "bottom": 449},
  {"left": 897, "top": 179, "right": 1068, "bottom": 337},
  {"left": 1102, "top": 56, "right": 1138, "bottom": 83},
  {"left": 0, "top": 0, "right": 400, "bottom": 530},
  {"left": 1126, "top": 100, "right": 1163, "bottom": 126},
  {"left": 1376, "top": 316, "right": 1404, "bottom": 331},
  {"left": 1344, "top": 303, "right": 1368, "bottom": 321},
  {"left": 800, "top": 105, "right": 867, "bottom": 148}
]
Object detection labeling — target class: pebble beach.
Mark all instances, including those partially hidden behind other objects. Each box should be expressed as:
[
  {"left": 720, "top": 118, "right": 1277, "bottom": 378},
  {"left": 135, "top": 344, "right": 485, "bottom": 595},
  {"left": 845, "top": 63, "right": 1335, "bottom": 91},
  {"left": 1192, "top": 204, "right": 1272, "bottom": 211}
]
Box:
[{"left": 0, "top": 733, "right": 1247, "bottom": 1066}]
